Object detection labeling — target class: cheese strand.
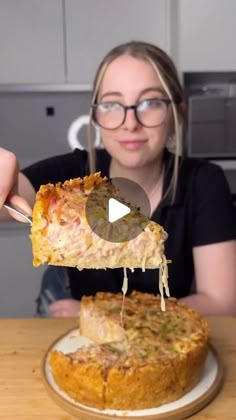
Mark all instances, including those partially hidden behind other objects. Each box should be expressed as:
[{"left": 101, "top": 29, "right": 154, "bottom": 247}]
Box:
[
  {"left": 120, "top": 267, "right": 128, "bottom": 327},
  {"left": 159, "top": 255, "right": 170, "bottom": 311}
]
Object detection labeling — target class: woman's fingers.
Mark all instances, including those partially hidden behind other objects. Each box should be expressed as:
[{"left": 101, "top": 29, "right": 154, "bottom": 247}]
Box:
[
  {"left": 7, "top": 194, "right": 33, "bottom": 223},
  {"left": 0, "top": 148, "right": 19, "bottom": 208},
  {"left": 0, "top": 148, "right": 33, "bottom": 222},
  {"left": 49, "top": 299, "right": 80, "bottom": 318},
  {"left": 10, "top": 194, "right": 33, "bottom": 215}
]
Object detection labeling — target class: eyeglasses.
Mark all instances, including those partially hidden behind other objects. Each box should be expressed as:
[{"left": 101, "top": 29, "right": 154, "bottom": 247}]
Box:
[{"left": 92, "top": 98, "right": 172, "bottom": 130}]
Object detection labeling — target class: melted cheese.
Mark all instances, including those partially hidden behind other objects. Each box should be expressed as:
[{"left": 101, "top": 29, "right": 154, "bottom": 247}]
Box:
[
  {"left": 122, "top": 267, "right": 128, "bottom": 296},
  {"left": 120, "top": 255, "right": 169, "bottom": 325},
  {"left": 120, "top": 267, "right": 128, "bottom": 327},
  {"left": 159, "top": 255, "right": 170, "bottom": 311},
  {"left": 141, "top": 255, "right": 147, "bottom": 272}
]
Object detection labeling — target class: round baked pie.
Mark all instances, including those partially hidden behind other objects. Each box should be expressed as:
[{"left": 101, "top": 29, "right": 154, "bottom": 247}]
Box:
[{"left": 49, "top": 291, "right": 209, "bottom": 410}]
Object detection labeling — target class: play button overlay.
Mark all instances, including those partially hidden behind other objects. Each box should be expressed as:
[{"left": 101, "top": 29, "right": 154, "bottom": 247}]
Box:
[
  {"left": 108, "top": 198, "right": 131, "bottom": 223},
  {"left": 86, "top": 177, "right": 151, "bottom": 243}
]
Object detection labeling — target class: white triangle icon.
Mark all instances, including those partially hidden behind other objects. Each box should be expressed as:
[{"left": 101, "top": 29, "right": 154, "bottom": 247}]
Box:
[{"left": 108, "top": 198, "right": 131, "bottom": 223}]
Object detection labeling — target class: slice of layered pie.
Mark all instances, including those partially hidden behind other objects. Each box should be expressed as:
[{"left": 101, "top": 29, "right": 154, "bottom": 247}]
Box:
[{"left": 30, "top": 172, "right": 169, "bottom": 308}]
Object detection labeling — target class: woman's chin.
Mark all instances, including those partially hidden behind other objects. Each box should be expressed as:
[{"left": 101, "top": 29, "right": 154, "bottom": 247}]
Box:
[{"left": 115, "top": 155, "right": 148, "bottom": 170}]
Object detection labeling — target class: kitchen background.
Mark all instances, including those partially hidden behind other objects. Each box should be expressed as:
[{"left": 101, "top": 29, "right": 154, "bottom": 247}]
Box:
[{"left": 0, "top": 0, "right": 235, "bottom": 317}]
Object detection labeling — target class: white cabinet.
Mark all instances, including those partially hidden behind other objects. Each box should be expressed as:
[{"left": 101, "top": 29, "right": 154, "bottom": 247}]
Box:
[
  {"left": 0, "top": 0, "right": 64, "bottom": 84},
  {"left": 64, "top": 0, "right": 177, "bottom": 84},
  {"left": 0, "top": 0, "right": 177, "bottom": 85},
  {"left": 178, "top": 0, "right": 236, "bottom": 71}
]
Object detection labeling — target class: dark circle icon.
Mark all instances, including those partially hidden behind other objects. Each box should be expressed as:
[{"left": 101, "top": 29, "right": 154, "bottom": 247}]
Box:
[{"left": 86, "top": 177, "right": 151, "bottom": 243}]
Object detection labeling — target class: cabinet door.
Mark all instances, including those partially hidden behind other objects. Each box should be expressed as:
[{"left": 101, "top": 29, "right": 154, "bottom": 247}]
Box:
[
  {"left": 0, "top": 223, "right": 45, "bottom": 317},
  {"left": 187, "top": 97, "right": 225, "bottom": 157},
  {"left": 179, "top": 0, "right": 236, "bottom": 71},
  {"left": 65, "top": 0, "right": 176, "bottom": 84},
  {"left": 0, "top": 0, "right": 64, "bottom": 83}
]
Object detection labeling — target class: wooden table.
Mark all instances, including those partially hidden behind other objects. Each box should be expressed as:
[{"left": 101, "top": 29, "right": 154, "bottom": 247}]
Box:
[{"left": 0, "top": 317, "right": 235, "bottom": 420}]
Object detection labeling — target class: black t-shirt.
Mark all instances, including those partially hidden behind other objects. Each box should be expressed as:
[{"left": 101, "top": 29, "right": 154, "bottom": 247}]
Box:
[{"left": 22, "top": 148, "right": 236, "bottom": 299}]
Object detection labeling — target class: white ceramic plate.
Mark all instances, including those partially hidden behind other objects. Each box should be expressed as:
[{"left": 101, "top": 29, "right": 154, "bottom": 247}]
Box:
[{"left": 42, "top": 328, "right": 224, "bottom": 420}]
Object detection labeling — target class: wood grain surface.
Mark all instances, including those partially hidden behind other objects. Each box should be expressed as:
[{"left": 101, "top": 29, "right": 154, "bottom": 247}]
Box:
[{"left": 0, "top": 317, "right": 235, "bottom": 420}]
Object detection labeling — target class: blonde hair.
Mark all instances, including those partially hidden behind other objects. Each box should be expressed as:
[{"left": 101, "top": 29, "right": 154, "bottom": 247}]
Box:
[{"left": 88, "top": 41, "right": 186, "bottom": 202}]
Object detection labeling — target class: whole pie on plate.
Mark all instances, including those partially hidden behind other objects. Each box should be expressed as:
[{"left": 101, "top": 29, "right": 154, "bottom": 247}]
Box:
[{"left": 49, "top": 291, "right": 209, "bottom": 410}]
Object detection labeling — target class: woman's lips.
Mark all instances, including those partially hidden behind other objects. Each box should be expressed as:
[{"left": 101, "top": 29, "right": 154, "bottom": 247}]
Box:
[{"left": 118, "top": 140, "right": 147, "bottom": 150}]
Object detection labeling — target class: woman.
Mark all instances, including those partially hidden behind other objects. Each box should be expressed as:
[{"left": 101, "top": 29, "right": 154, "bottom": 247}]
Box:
[{"left": 0, "top": 41, "right": 235, "bottom": 317}]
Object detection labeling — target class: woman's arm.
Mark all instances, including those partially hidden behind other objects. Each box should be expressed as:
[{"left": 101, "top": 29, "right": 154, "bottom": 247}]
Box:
[{"left": 180, "top": 240, "right": 236, "bottom": 316}]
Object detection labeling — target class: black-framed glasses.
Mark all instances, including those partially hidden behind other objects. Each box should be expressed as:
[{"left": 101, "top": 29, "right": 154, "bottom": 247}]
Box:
[{"left": 92, "top": 98, "right": 172, "bottom": 130}]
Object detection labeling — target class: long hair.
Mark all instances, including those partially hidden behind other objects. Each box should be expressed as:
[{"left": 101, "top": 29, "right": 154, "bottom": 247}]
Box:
[{"left": 88, "top": 41, "right": 186, "bottom": 201}]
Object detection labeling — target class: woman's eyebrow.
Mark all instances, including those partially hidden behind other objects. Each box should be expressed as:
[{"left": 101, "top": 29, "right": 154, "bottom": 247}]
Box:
[
  {"left": 99, "top": 86, "right": 166, "bottom": 101},
  {"left": 140, "top": 87, "right": 166, "bottom": 96},
  {"left": 100, "top": 91, "right": 122, "bottom": 100}
]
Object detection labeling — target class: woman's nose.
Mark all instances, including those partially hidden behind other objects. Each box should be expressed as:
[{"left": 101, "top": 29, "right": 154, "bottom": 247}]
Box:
[{"left": 122, "top": 109, "right": 140, "bottom": 131}]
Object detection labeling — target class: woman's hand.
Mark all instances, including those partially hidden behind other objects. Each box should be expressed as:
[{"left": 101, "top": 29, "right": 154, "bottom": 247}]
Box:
[
  {"left": 0, "top": 148, "right": 19, "bottom": 207},
  {"left": 0, "top": 147, "right": 35, "bottom": 221},
  {"left": 49, "top": 298, "right": 80, "bottom": 317}
]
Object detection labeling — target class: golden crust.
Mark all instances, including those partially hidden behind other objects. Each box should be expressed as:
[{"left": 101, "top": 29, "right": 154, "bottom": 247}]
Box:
[
  {"left": 105, "top": 362, "right": 183, "bottom": 410},
  {"left": 30, "top": 172, "right": 167, "bottom": 269},
  {"left": 49, "top": 351, "right": 106, "bottom": 409},
  {"left": 49, "top": 291, "right": 209, "bottom": 410}
]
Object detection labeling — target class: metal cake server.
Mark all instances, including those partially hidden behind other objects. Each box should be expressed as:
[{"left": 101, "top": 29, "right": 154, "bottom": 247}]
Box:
[{"left": 3, "top": 202, "right": 32, "bottom": 224}]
